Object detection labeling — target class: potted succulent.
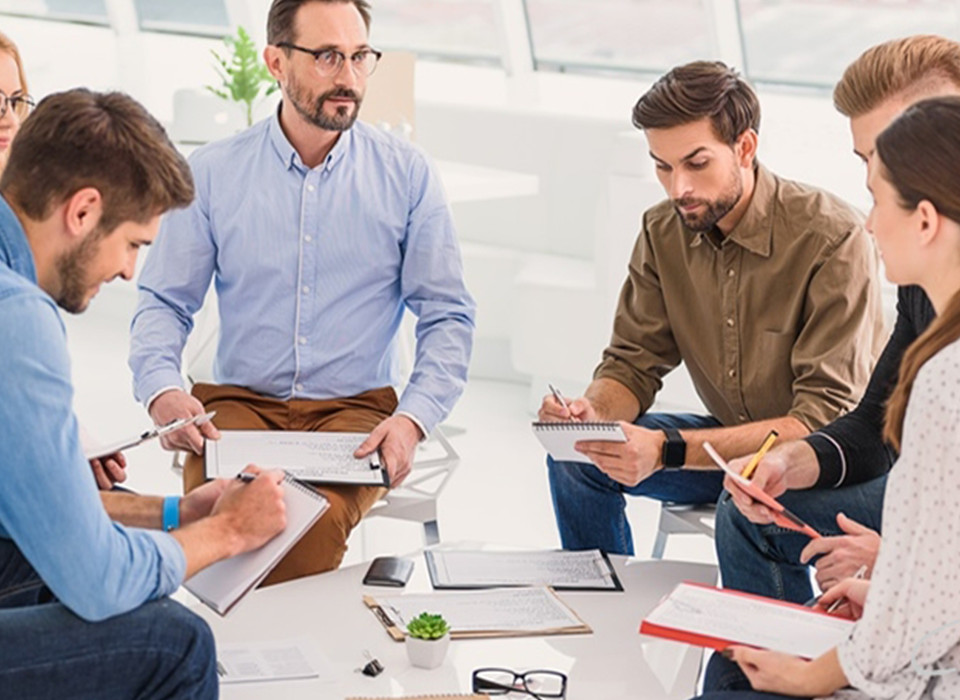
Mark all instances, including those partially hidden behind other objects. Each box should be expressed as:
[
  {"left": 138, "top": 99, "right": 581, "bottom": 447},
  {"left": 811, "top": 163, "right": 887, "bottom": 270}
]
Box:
[{"left": 405, "top": 612, "right": 451, "bottom": 669}]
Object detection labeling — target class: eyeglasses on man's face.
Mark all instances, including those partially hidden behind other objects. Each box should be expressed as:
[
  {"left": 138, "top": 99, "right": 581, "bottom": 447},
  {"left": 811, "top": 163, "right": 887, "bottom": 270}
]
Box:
[
  {"left": 0, "top": 90, "right": 35, "bottom": 120},
  {"left": 472, "top": 668, "right": 568, "bottom": 700},
  {"left": 276, "top": 42, "right": 382, "bottom": 77}
]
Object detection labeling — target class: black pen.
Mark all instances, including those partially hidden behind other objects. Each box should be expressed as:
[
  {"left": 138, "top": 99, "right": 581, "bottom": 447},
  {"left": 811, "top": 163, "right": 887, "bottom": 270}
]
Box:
[{"left": 236, "top": 472, "right": 256, "bottom": 483}]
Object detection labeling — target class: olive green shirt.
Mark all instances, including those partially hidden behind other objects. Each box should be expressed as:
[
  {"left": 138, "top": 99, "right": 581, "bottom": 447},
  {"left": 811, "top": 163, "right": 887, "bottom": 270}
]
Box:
[{"left": 594, "top": 164, "right": 885, "bottom": 430}]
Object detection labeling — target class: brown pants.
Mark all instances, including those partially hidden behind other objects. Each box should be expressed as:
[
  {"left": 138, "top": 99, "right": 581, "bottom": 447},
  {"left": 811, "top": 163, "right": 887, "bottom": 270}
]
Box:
[{"left": 183, "top": 383, "right": 396, "bottom": 586}]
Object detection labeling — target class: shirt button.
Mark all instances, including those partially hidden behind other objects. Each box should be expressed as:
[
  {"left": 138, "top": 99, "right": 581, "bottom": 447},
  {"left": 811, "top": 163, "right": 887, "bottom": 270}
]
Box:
[
  {"left": 727, "top": 269, "right": 735, "bottom": 277},
  {"left": 304, "top": 235, "right": 313, "bottom": 242},
  {"left": 739, "top": 413, "right": 747, "bottom": 421},
  {"left": 726, "top": 318, "right": 734, "bottom": 327},
  {"left": 295, "top": 383, "right": 304, "bottom": 392},
  {"left": 299, "top": 336, "right": 307, "bottom": 345},
  {"left": 307, "top": 184, "right": 316, "bottom": 192},
  {"left": 302, "top": 285, "right": 309, "bottom": 294},
  {"left": 728, "top": 369, "right": 736, "bottom": 378}
]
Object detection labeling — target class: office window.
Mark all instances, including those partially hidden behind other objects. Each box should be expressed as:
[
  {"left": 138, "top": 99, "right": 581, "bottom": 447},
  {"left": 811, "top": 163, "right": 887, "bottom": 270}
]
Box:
[
  {"left": 0, "top": 0, "right": 108, "bottom": 23},
  {"left": 740, "top": 0, "right": 960, "bottom": 86},
  {"left": 525, "top": 0, "right": 718, "bottom": 75},
  {"left": 134, "top": 0, "right": 230, "bottom": 35},
  {"left": 370, "top": 0, "right": 502, "bottom": 65}
]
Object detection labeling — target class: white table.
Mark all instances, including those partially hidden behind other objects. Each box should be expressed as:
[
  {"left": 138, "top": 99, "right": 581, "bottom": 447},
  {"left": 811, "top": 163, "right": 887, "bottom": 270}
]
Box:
[{"left": 191, "top": 552, "right": 716, "bottom": 700}]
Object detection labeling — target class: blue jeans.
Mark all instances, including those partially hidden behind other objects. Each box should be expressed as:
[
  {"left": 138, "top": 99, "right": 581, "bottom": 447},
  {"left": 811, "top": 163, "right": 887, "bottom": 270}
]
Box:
[
  {"left": 547, "top": 413, "right": 724, "bottom": 555},
  {"left": 715, "top": 475, "right": 886, "bottom": 603},
  {"left": 0, "top": 538, "right": 219, "bottom": 699},
  {"left": 690, "top": 654, "right": 808, "bottom": 700}
]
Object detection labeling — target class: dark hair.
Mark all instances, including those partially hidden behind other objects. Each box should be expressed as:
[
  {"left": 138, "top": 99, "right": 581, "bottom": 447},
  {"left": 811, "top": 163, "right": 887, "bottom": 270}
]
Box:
[
  {"left": 267, "top": 0, "right": 372, "bottom": 46},
  {"left": 632, "top": 61, "right": 761, "bottom": 145},
  {"left": 0, "top": 89, "right": 194, "bottom": 233},
  {"left": 878, "top": 96, "right": 960, "bottom": 451}
]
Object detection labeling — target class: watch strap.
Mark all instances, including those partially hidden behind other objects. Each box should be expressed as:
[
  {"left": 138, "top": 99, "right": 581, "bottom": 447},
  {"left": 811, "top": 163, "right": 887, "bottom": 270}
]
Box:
[
  {"left": 661, "top": 428, "right": 686, "bottom": 469},
  {"left": 162, "top": 495, "right": 181, "bottom": 532}
]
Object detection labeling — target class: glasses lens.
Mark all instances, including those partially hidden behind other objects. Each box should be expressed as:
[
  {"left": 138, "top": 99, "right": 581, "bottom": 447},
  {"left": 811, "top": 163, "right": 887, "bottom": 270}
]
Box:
[
  {"left": 14, "top": 97, "right": 32, "bottom": 119},
  {"left": 525, "top": 671, "right": 566, "bottom": 697},
  {"left": 474, "top": 669, "right": 518, "bottom": 695},
  {"left": 360, "top": 51, "right": 380, "bottom": 76}
]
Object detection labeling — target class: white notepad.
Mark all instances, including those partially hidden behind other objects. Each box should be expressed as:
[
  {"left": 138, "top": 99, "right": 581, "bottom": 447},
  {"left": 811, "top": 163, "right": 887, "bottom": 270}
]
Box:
[
  {"left": 641, "top": 582, "right": 854, "bottom": 658},
  {"left": 531, "top": 421, "right": 627, "bottom": 462},
  {"left": 185, "top": 474, "right": 329, "bottom": 615},
  {"left": 205, "top": 430, "right": 389, "bottom": 486}
]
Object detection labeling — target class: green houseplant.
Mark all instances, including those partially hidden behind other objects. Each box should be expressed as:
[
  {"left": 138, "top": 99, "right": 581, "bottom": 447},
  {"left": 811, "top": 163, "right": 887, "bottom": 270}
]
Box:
[
  {"left": 406, "top": 612, "right": 450, "bottom": 668},
  {"left": 206, "top": 26, "right": 277, "bottom": 127}
]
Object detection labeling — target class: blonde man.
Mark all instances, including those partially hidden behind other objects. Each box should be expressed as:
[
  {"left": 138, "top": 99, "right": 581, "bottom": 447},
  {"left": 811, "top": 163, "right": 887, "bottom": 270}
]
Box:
[{"left": 717, "top": 35, "right": 960, "bottom": 605}]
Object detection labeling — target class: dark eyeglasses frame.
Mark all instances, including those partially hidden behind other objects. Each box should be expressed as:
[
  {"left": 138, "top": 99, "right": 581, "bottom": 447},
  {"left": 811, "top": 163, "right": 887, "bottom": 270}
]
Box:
[
  {"left": 276, "top": 42, "right": 383, "bottom": 77},
  {"left": 0, "top": 90, "right": 35, "bottom": 120},
  {"left": 471, "top": 667, "right": 568, "bottom": 700}
]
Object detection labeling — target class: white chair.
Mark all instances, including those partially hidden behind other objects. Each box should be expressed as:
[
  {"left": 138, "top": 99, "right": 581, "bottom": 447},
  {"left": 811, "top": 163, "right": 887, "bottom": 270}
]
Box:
[{"left": 652, "top": 502, "right": 717, "bottom": 560}]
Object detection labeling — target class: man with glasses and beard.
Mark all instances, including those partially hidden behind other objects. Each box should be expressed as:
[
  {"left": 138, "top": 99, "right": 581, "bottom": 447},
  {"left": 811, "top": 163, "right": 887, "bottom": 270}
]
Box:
[
  {"left": 539, "top": 61, "right": 885, "bottom": 557},
  {"left": 130, "top": 0, "right": 475, "bottom": 584}
]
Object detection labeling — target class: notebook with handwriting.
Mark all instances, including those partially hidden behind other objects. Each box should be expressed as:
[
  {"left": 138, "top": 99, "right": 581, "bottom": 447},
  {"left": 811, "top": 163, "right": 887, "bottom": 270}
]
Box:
[
  {"left": 184, "top": 474, "right": 328, "bottom": 616},
  {"left": 532, "top": 421, "right": 626, "bottom": 462}
]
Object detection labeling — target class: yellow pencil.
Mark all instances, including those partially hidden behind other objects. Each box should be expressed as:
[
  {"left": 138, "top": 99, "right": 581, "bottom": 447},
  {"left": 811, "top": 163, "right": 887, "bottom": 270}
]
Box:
[{"left": 740, "top": 430, "right": 779, "bottom": 480}]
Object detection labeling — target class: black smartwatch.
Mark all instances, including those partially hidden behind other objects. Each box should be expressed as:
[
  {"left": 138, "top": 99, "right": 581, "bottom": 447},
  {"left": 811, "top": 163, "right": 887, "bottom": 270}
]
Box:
[{"left": 660, "top": 428, "right": 686, "bottom": 469}]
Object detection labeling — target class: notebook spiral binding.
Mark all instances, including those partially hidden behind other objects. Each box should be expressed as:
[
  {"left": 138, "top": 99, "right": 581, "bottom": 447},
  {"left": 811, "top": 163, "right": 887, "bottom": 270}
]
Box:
[{"left": 531, "top": 421, "right": 621, "bottom": 430}]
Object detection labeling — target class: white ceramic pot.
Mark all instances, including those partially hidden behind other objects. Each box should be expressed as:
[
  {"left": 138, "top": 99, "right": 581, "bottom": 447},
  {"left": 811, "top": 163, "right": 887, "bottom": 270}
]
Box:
[{"left": 405, "top": 632, "right": 450, "bottom": 669}]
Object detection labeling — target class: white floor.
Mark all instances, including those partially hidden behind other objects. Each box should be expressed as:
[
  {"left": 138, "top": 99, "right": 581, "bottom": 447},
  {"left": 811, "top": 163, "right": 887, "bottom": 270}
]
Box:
[{"left": 63, "top": 282, "right": 717, "bottom": 570}]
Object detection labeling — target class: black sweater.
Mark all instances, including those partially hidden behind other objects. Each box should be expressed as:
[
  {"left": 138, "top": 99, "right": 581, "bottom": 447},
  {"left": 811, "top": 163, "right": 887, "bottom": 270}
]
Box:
[{"left": 806, "top": 285, "right": 936, "bottom": 488}]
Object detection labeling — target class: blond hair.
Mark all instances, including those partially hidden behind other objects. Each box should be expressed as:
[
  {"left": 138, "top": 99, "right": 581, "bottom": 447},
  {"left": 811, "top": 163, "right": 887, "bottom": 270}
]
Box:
[
  {"left": 0, "top": 30, "right": 28, "bottom": 97},
  {"left": 834, "top": 35, "right": 960, "bottom": 117}
]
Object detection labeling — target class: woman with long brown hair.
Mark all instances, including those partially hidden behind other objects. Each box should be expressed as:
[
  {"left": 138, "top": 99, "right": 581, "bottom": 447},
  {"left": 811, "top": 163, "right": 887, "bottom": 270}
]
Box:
[
  {"left": 693, "top": 96, "right": 960, "bottom": 699},
  {"left": 0, "top": 31, "right": 32, "bottom": 176}
]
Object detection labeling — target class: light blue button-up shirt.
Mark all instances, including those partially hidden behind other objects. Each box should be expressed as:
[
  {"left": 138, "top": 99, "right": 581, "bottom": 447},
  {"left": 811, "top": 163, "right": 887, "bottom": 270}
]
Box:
[
  {"left": 0, "top": 196, "right": 186, "bottom": 622},
  {"left": 130, "top": 115, "right": 475, "bottom": 434}
]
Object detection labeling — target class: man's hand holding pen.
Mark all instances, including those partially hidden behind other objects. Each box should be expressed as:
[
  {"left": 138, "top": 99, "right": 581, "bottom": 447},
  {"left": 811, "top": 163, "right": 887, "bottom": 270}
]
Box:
[{"left": 538, "top": 390, "right": 599, "bottom": 423}]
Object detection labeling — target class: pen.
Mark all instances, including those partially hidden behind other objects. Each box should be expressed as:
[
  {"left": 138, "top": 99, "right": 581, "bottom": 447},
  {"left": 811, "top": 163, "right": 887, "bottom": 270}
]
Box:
[
  {"left": 236, "top": 472, "right": 256, "bottom": 483},
  {"left": 548, "top": 383, "right": 571, "bottom": 414},
  {"left": 824, "top": 564, "right": 868, "bottom": 614},
  {"left": 740, "top": 429, "right": 779, "bottom": 480}
]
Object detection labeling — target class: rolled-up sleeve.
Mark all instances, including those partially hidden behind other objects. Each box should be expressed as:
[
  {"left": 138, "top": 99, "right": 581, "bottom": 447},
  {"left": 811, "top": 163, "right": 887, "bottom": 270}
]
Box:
[
  {"left": 787, "top": 226, "right": 885, "bottom": 431},
  {"left": 593, "top": 220, "right": 682, "bottom": 414},
  {"left": 1, "top": 293, "right": 185, "bottom": 622}
]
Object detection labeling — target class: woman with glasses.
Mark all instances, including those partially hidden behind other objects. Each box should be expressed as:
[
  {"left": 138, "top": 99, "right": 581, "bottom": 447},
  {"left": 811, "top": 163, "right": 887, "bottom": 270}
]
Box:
[
  {"left": 0, "top": 31, "right": 32, "bottom": 177},
  {"left": 693, "top": 96, "right": 960, "bottom": 699}
]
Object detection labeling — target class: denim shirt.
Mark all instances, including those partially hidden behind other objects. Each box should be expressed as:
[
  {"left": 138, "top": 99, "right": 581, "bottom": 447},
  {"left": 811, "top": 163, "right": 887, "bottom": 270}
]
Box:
[
  {"left": 129, "top": 115, "right": 476, "bottom": 434},
  {"left": 0, "top": 196, "right": 185, "bottom": 621}
]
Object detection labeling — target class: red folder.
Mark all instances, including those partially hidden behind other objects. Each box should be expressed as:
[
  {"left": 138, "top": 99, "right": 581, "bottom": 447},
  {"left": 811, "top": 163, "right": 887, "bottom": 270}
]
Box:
[{"left": 639, "top": 581, "right": 853, "bottom": 658}]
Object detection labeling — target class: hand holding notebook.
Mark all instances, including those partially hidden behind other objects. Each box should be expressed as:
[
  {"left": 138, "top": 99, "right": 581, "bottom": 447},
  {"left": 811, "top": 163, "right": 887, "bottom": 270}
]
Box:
[{"left": 704, "top": 442, "right": 821, "bottom": 539}]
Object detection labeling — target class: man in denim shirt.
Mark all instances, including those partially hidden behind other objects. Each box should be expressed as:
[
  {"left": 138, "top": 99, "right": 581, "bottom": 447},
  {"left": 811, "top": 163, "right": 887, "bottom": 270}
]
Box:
[{"left": 0, "top": 89, "right": 287, "bottom": 699}]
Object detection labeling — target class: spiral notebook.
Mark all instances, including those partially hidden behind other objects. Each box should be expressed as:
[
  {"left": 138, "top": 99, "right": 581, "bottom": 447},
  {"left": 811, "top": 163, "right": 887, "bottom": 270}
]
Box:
[
  {"left": 532, "top": 421, "right": 626, "bottom": 462},
  {"left": 184, "top": 474, "right": 329, "bottom": 616}
]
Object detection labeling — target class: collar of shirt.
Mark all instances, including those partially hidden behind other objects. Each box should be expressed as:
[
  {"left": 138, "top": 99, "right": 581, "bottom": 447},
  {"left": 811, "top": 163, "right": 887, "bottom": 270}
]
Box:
[
  {"left": 0, "top": 194, "right": 37, "bottom": 283},
  {"left": 267, "top": 103, "right": 352, "bottom": 175},
  {"left": 689, "top": 163, "right": 776, "bottom": 258}
]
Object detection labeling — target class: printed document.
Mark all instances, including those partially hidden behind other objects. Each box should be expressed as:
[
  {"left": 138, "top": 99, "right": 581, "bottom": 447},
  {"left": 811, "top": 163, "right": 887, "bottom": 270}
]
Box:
[
  {"left": 205, "top": 430, "right": 388, "bottom": 486},
  {"left": 425, "top": 549, "right": 621, "bottom": 590},
  {"left": 217, "top": 638, "right": 333, "bottom": 684},
  {"left": 641, "top": 582, "right": 854, "bottom": 658}
]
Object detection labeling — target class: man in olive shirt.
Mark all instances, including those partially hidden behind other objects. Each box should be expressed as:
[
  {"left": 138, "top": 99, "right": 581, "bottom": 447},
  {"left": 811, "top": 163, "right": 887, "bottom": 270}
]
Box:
[{"left": 539, "top": 61, "right": 885, "bottom": 555}]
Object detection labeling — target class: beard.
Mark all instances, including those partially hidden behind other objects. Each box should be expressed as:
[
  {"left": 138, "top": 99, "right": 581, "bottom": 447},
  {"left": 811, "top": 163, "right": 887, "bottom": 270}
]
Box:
[
  {"left": 673, "top": 167, "right": 744, "bottom": 233},
  {"left": 287, "top": 73, "right": 362, "bottom": 132},
  {"left": 55, "top": 229, "right": 104, "bottom": 314}
]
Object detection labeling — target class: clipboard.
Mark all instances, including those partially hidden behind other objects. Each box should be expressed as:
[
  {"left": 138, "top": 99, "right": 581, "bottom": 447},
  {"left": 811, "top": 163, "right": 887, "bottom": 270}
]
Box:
[
  {"left": 84, "top": 411, "right": 217, "bottom": 460},
  {"left": 704, "top": 442, "right": 822, "bottom": 539},
  {"left": 423, "top": 549, "right": 623, "bottom": 592},
  {"left": 363, "top": 587, "right": 592, "bottom": 641}
]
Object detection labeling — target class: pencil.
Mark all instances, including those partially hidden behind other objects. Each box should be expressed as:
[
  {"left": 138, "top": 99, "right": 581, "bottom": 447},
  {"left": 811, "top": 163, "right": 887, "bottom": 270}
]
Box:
[{"left": 740, "top": 430, "right": 779, "bottom": 480}]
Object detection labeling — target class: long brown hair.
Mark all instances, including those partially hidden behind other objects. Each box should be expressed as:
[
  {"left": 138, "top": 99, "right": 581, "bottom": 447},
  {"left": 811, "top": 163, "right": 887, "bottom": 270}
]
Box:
[
  {"left": 834, "top": 35, "right": 960, "bottom": 118},
  {"left": 879, "top": 96, "right": 960, "bottom": 451}
]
